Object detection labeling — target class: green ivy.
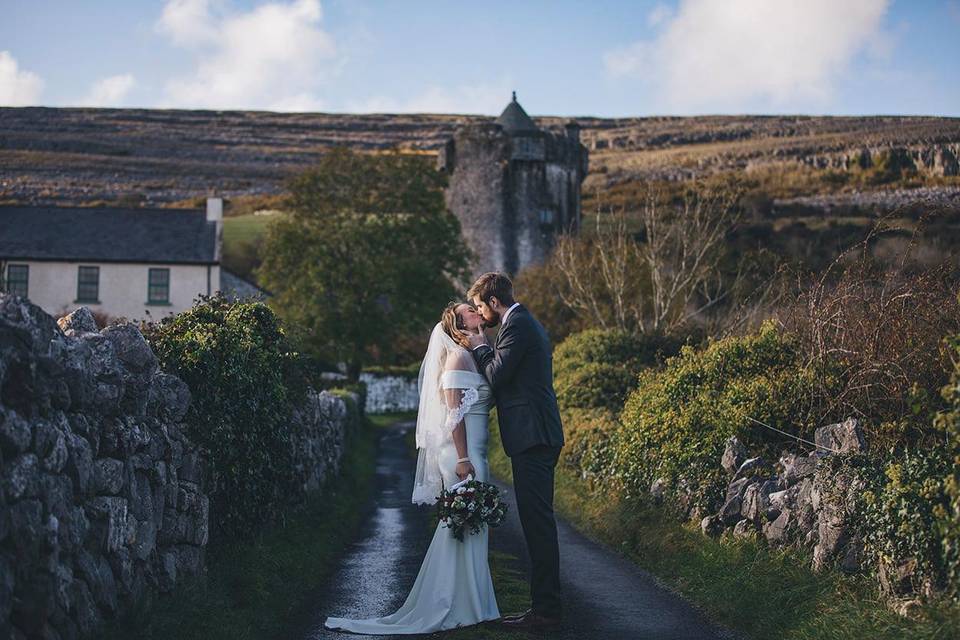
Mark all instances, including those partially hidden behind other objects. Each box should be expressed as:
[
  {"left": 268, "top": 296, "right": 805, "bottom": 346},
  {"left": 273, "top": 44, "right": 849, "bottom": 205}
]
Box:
[
  {"left": 857, "top": 448, "right": 954, "bottom": 596},
  {"left": 142, "top": 293, "right": 314, "bottom": 539}
]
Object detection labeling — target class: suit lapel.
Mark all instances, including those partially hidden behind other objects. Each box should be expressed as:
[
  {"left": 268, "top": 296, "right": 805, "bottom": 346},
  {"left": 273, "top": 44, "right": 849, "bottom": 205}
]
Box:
[{"left": 495, "top": 304, "right": 524, "bottom": 347}]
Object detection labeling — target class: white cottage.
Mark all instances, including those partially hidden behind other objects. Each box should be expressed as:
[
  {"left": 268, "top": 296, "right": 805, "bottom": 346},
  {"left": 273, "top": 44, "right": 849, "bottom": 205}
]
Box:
[{"left": 0, "top": 198, "right": 269, "bottom": 322}]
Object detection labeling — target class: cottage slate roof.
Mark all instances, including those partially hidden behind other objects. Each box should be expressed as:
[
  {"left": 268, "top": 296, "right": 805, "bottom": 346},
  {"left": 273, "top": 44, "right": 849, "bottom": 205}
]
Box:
[
  {"left": 496, "top": 93, "right": 539, "bottom": 134},
  {"left": 0, "top": 205, "right": 218, "bottom": 264},
  {"left": 219, "top": 268, "right": 271, "bottom": 300}
]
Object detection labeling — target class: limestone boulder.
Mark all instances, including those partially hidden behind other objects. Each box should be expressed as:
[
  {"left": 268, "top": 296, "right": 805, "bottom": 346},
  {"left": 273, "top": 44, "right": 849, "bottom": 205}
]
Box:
[
  {"left": 56, "top": 308, "right": 98, "bottom": 337},
  {"left": 721, "top": 436, "right": 747, "bottom": 476},
  {"left": 779, "top": 452, "right": 817, "bottom": 487},
  {"left": 815, "top": 418, "right": 867, "bottom": 455}
]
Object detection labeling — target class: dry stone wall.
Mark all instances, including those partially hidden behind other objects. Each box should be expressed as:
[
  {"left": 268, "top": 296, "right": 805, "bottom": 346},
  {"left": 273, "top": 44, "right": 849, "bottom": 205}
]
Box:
[
  {"left": 696, "top": 418, "right": 869, "bottom": 574},
  {"left": 0, "top": 295, "right": 358, "bottom": 639},
  {"left": 358, "top": 372, "right": 419, "bottom": 414}
]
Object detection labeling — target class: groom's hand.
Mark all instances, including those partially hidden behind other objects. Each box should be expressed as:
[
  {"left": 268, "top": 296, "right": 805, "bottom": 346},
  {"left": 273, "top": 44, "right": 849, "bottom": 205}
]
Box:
[
  {"left": 466, "top": 324, "right": 488, "bottom": 349},
  {"left": 456, "top": 461, "right": 476, "bottom": 481}
]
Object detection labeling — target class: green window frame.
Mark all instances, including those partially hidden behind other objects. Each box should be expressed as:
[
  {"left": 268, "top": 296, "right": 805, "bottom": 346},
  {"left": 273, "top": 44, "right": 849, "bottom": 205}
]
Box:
[
  {"left": 5, "top": 264, "right": 29, "bottom": 297},
  {"left": 76, "top": 265, "right": 100, "bottom": 302},
  {"left": 148, "top": 268, "right": 170, "bottom": 304}
]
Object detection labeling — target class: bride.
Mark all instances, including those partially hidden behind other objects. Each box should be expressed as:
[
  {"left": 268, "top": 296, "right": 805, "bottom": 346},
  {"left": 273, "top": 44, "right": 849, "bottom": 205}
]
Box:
[{"left": 324, "top": 302, "right": 501, "bottom": 634}]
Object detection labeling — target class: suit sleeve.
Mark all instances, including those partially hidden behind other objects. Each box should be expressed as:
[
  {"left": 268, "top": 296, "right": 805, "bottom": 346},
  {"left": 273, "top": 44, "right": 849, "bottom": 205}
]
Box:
[{"left": 471, "top": 318, "right": 527, "bottom": 392}]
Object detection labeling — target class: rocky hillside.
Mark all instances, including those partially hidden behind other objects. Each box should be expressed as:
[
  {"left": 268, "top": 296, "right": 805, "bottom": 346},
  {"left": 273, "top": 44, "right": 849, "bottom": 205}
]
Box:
[{"left": 1, "top": 107, "right": 958, "bottom": 211}]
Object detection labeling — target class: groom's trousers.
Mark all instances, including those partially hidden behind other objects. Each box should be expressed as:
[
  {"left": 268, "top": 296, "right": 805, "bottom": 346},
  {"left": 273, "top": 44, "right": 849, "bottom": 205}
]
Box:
[{"left": 510, "top": 443, "right": 563, "bottom": 619}]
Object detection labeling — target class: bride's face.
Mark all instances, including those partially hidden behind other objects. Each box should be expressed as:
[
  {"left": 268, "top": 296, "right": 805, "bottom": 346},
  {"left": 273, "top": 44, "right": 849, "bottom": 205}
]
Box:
[{"left": 456, "top": 304, "right": 482, "bottom": 332}]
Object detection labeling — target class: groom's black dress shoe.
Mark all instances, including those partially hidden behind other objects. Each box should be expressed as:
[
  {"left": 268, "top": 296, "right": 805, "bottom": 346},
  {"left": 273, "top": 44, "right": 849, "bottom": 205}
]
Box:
[{"left": 497, "top": 610, "right": 562, "bottom": 632}]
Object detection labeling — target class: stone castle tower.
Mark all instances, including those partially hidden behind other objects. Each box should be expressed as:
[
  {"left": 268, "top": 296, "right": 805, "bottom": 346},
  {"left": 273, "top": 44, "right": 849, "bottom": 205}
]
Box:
[{"left": 438, "top": 93, "right": 588, "bottom": 277}]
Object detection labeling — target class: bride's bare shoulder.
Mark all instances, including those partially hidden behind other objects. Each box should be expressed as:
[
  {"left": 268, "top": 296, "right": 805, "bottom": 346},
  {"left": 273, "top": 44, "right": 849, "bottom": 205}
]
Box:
[{"left": 444, "top": 349, "right": 477, "bottom": 372}]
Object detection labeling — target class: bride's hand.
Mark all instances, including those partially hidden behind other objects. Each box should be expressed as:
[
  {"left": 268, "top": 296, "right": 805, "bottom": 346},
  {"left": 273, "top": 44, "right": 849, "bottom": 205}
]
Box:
[{"left": 456, "top": 460, "right": 476, "bottom": 481}]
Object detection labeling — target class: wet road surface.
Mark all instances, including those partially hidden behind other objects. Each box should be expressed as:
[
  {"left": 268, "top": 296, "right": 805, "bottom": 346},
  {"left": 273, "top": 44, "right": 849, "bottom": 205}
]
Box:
[
  {"left": 303, "top": 420, "right": 432, "bottom": 640},
  {"left": 305, "top": 419, "right": 738, "bottom": 639}
]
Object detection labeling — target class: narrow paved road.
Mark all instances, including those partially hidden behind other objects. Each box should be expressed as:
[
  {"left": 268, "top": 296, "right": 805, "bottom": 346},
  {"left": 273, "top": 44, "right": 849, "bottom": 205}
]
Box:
[
  {"left": 489, "top": 476, "right": 736, "bottom": 640},
  {"left": 305, "top": 419, "right": 737, "bottom": 640}
]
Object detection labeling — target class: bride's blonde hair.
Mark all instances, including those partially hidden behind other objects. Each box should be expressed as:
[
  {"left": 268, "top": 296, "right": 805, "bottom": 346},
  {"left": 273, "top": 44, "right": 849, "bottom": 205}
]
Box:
[{"left": 441, "top": 302, "right": 471, "bottom": 349}]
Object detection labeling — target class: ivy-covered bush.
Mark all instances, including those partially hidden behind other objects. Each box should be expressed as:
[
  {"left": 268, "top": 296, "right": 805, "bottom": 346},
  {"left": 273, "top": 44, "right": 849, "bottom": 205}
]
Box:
[
  {"left": 938, "top": 329, "right": 960, "bottom": 596},
  {"left": 142, "top": 293, "right": 313, "bottom": 538},
  {"left": 553, "top": 329, "right": 681, "bottom": 378},
  {"left": 560, "top": 408, "right": 620, "bottom": 476},
  {"left": 857, "top": 325, "right": 960, "bottom": 599},
  {"left": 610, "top": 321, "right": 828, "bottom": 504},
  {"left": 858, "top": 448, "right": 955, "bottom": 596},
  {"left": 553, "top": 329, "right": 681, "bottom": 412},
  {"left": 557, "top": 363, "right": 637, "bottom": 411}
]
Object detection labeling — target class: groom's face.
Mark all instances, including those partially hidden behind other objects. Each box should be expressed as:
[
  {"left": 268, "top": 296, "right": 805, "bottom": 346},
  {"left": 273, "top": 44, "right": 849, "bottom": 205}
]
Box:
[{"left": 471, "top": 295, "right": 501, "bottom": 327}]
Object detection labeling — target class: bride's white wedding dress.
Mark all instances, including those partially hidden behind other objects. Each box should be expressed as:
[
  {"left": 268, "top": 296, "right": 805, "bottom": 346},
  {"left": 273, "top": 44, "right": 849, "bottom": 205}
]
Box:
[{"left": 324, "top": 331, "right": 500, "bottom": 635}]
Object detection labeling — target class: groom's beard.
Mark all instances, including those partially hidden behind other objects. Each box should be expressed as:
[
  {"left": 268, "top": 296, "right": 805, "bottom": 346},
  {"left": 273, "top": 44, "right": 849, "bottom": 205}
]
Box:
[{"left": 483, "top": 310, "right": 502, "bottom": 327}]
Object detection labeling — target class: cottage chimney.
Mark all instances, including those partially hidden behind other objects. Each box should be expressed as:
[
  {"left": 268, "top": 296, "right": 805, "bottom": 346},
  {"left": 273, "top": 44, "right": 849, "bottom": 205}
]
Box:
[{"left": 206, "top": 197, "right": 223, "bottom": 222}]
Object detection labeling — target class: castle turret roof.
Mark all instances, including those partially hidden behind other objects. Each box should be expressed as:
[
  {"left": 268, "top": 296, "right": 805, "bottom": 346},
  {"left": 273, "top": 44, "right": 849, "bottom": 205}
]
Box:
[{"left": 496, "top": 92, "right": 539, "bottom": 134}]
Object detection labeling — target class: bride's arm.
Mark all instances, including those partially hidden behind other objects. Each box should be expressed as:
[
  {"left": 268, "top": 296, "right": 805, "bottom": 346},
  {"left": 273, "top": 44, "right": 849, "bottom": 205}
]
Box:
[{"left": 444, "top": 387, "right": 476, "bottom": 480}]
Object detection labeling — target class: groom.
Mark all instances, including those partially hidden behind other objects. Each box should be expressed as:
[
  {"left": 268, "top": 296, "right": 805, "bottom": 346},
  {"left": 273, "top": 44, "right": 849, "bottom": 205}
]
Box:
[{"left": 466, "top": 272, "right": 564, "bottom": 631}]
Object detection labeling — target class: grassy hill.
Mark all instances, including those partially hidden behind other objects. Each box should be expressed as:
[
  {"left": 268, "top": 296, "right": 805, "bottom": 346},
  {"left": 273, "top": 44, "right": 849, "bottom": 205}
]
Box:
[{"left": 3, "top": 107, "right": 958, "bottom": 280}]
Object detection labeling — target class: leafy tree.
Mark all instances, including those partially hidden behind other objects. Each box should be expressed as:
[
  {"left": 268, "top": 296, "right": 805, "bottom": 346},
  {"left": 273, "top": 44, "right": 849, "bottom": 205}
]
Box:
[{"left": 258, "top": 147, "right": 471, "bottom": 378}]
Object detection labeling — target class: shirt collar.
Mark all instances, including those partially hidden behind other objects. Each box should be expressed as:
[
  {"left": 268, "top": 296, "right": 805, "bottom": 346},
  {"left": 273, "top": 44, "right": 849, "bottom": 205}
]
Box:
[{"left": 501, "top": 302, "right": 521, "bottom": 326}]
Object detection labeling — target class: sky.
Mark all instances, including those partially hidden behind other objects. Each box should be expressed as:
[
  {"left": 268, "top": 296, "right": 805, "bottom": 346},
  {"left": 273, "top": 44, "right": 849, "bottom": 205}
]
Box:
[{"left": 1, "top": 0, "right": 958, "bottom": 117}]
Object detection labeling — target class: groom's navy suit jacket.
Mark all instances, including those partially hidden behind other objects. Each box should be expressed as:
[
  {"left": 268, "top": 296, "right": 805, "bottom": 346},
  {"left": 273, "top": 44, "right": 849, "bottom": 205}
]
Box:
[{"left": 472, "top": 304, "right": 565, "bottom": 457}]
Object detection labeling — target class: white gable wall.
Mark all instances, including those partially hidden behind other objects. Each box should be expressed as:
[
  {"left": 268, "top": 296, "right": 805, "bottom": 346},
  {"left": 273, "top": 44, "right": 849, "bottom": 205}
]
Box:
[{"left": 3, "top": 260, "right": 220, "bottom": 322}]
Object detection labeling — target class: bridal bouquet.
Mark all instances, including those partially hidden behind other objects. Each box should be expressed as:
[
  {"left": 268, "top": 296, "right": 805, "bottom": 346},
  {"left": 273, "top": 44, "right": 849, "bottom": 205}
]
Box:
[{"left": 436, "top": 477, "right": 508, "bottom": 542}]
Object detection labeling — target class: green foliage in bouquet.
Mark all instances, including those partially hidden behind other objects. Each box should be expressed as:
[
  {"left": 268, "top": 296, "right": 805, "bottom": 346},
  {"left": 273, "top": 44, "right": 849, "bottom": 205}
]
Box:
[
  {"left": 612, "top": 321, "right": 827, "bottom": 505},
  {"left": 436, "top": 479, "right": 508, "bottom": 542},
  {"left": 142, "top": 293, "right": 312, "bottom": 539}
]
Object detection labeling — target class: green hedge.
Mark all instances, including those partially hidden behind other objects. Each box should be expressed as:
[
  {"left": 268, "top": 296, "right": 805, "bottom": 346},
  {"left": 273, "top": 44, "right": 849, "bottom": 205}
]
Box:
[
  {"left": 143, "top": 293, "right": 315, "bottom": 538},
  {"left": 553, "top": 329, "right": 682, "bottom": 412},
  {"left": 560, "top": 407, "right": 620, "bottom": 476},
  {"left": 553, "top": 329, "right": 681, "bottom": 377},
  {"left": 362, "top": 362, "right": 421, "bottom": 379},
  {"left": 609, "top": 321, "right": 827, "bottom": 508}
]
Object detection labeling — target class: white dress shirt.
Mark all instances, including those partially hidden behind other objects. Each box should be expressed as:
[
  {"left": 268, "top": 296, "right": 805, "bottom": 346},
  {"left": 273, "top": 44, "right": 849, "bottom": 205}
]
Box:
[{"left": 500, "top": 302, "right": 520, "bottom": 326}]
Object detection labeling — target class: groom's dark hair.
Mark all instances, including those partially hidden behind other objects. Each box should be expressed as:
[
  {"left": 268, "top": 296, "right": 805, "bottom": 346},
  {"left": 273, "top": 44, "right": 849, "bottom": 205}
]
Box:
[{"left": 467, "top": 272, "right": 515, "bottom": 307}]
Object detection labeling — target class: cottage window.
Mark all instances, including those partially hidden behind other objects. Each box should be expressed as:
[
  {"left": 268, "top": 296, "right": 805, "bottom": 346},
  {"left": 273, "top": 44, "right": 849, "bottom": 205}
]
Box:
[
  {"left": 5, "top": 264, "right": 28, "bottom": 297},
  {"left": 76, "top": 266, "right": 100, "bottom": 302},
  {"left": 148, "top": 268, "right": 170, "bottom": 304}
]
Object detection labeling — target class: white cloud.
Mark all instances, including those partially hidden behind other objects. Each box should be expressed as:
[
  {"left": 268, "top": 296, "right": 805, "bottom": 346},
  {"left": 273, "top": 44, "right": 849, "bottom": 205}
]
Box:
[
  {"left": 157, "top": 0, "right": 220, "bottom": 46},
  {"left": 156, "top": 0, "right": 338, "bottom": 110},
  {"left": 604, "top": 0, "right": 891, "bottom": 111},
  {"left": 348, "top": 81, "right": 514, "bottom": 115},
  {"left": 81, "top": 74, "right": 136, "bottom": 107},
  {"left": 0, "top": 51, "right": 43, "bottom": 106}
]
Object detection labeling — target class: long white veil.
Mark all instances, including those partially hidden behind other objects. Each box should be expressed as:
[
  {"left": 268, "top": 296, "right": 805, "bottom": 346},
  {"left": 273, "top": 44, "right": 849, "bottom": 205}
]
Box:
[{"left": 411, "top": 322, "right": 480, "bottom": 504}]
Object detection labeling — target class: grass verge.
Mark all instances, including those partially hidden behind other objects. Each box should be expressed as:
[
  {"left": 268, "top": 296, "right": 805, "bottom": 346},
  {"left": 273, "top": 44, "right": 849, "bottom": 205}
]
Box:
[
  {"left": 102, "top": 413, "right": 397, "bottom": 640},
  {"left": 486, "top": 414, "right": 960, "bottom": 640}
]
